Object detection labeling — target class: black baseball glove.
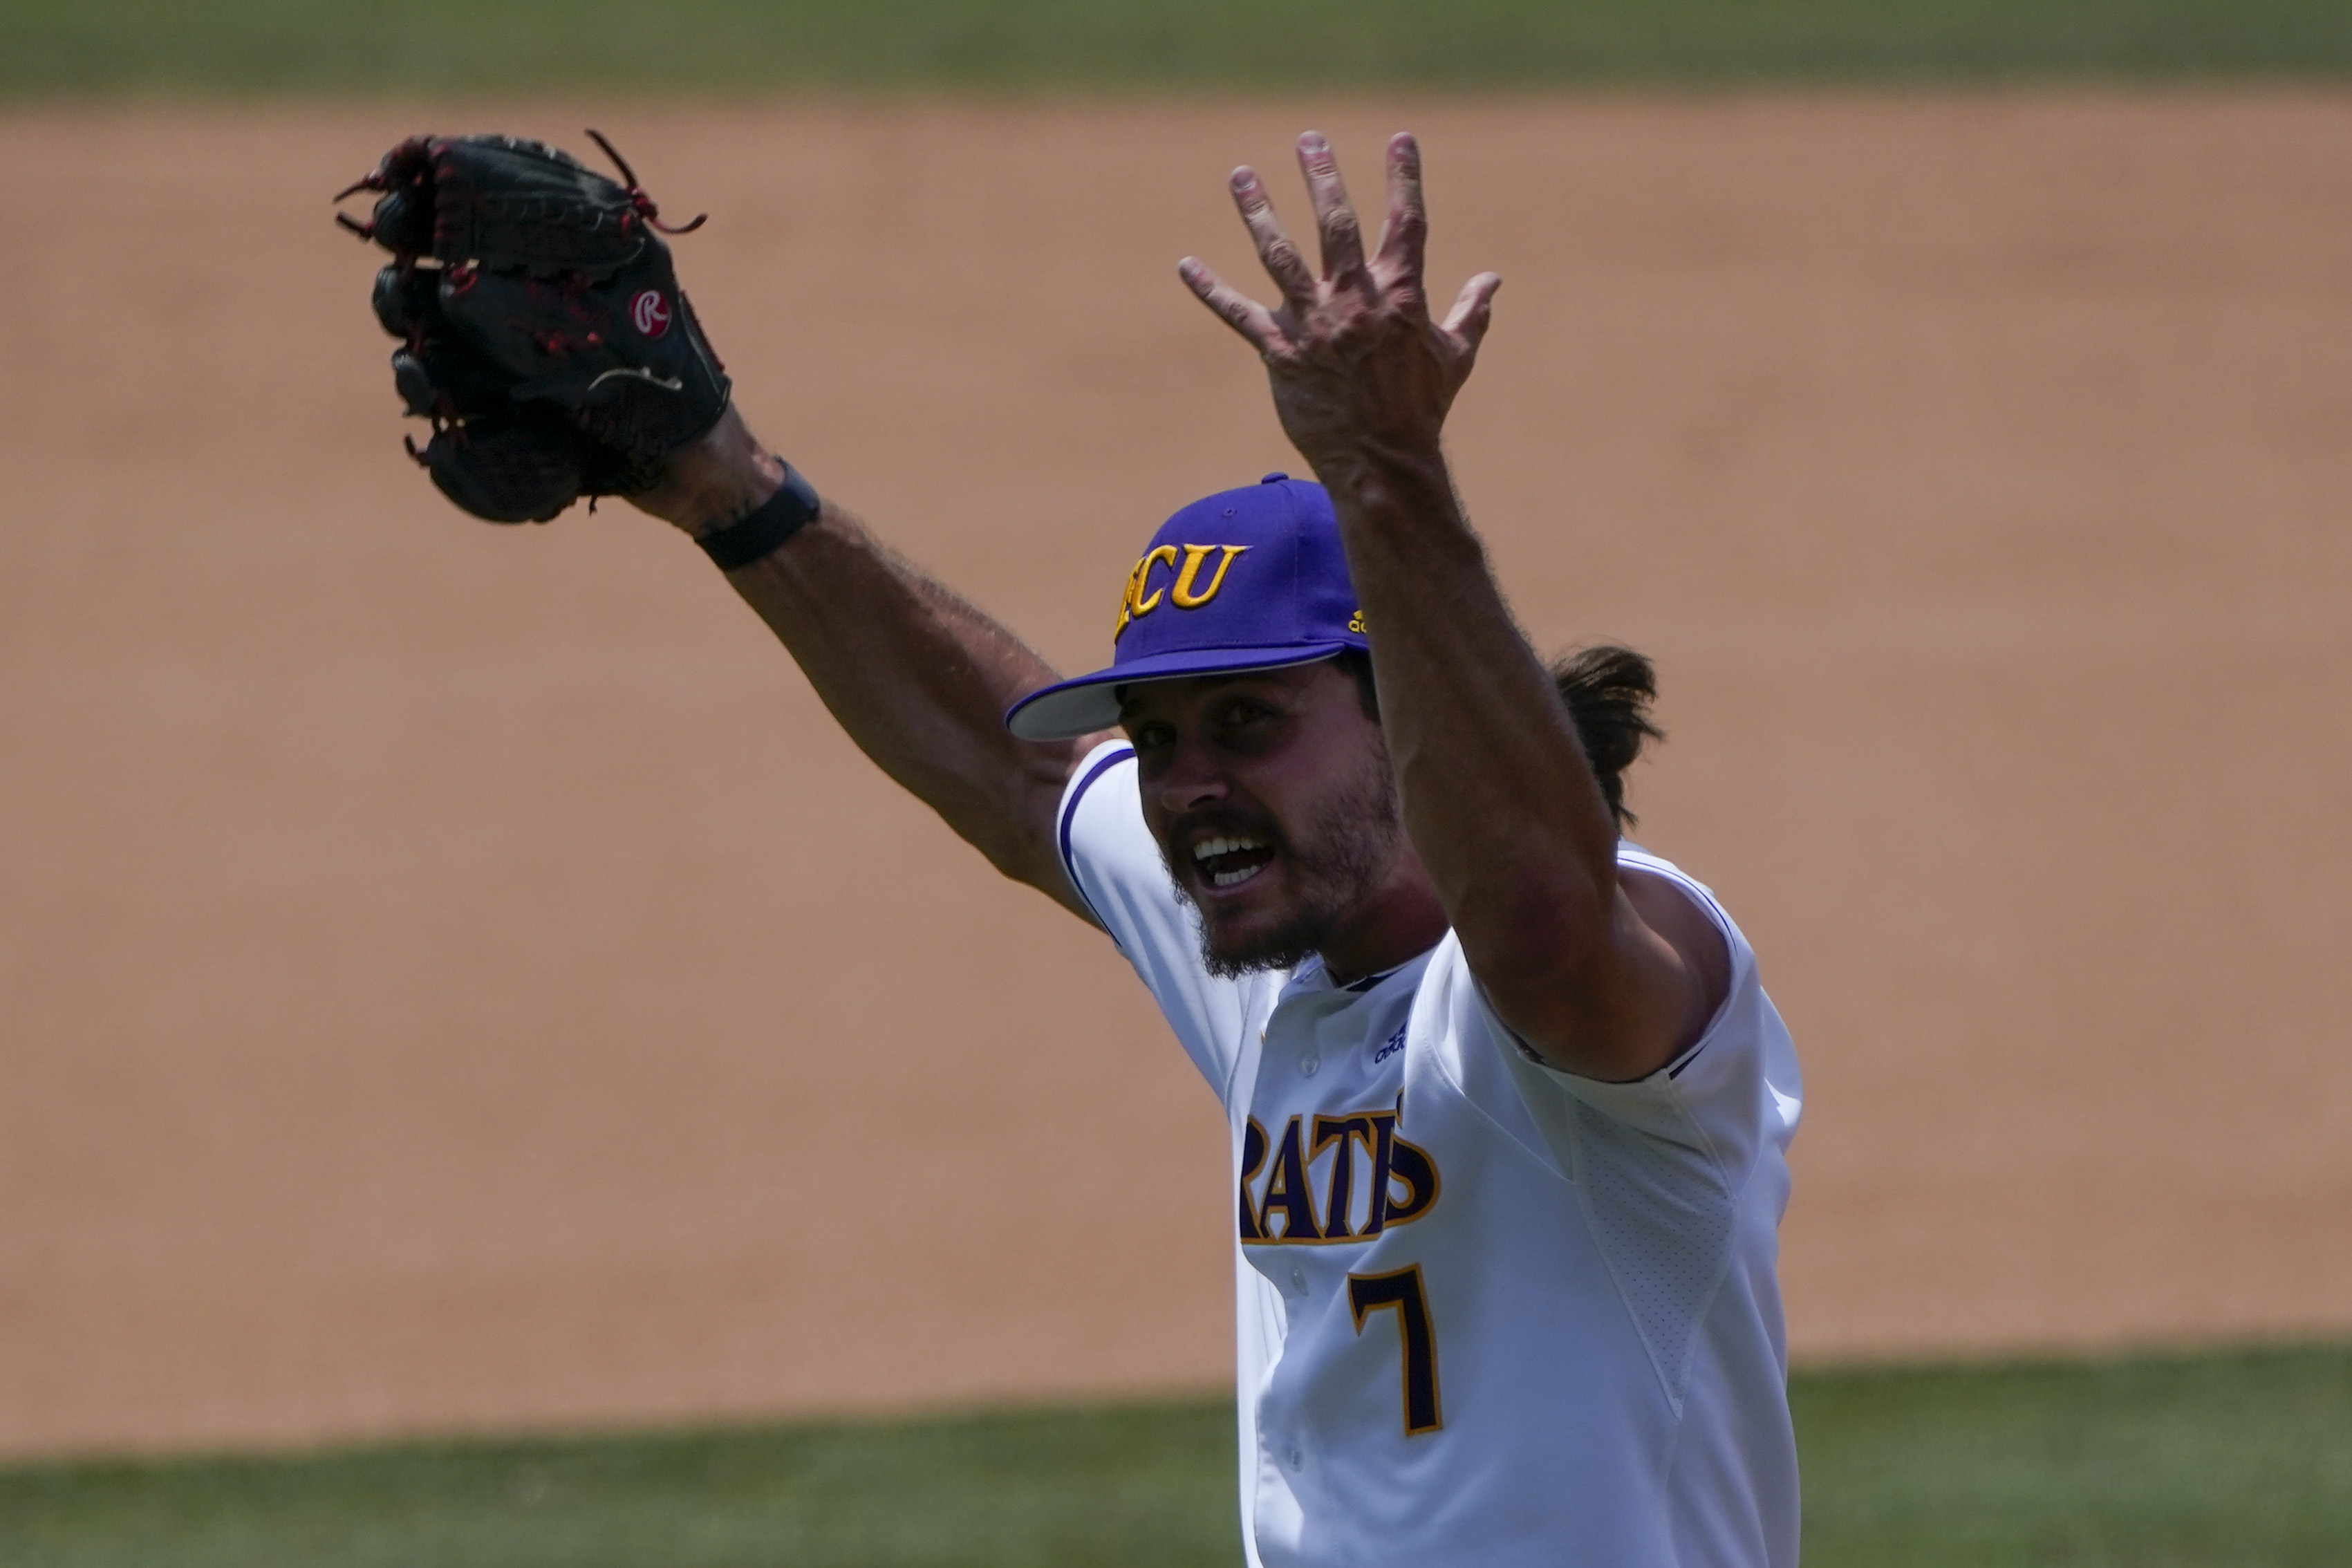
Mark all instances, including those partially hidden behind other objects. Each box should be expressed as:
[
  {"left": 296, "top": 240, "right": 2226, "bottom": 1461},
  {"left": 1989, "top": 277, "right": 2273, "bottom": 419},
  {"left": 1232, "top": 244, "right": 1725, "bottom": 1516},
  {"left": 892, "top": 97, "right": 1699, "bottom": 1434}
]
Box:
[{"left": 337, "top": 131, "right": 731, "bottom": 523}]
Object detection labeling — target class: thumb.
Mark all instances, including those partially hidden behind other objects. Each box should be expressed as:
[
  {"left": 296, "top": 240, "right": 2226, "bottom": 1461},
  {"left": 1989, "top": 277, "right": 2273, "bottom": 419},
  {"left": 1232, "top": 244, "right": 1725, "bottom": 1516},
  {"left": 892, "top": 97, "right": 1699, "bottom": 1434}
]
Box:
[{"left": 1441, "top": 272, "right": 1502, "bottom": 355}]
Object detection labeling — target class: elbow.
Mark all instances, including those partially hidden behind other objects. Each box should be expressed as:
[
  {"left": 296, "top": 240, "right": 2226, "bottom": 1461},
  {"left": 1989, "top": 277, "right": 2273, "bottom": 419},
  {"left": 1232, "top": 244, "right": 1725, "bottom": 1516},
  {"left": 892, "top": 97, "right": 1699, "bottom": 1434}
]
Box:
[{"left": 980, "top": 739, "right": 1097, "bottom": 894}]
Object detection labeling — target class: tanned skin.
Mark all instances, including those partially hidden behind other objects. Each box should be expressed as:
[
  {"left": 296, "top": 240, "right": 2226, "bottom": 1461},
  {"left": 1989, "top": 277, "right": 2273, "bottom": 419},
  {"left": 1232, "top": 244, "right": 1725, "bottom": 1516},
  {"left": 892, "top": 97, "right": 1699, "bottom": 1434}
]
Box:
[
  {"left": 1178, "top": 131, "right": 1726, "bottom": 1081},
  {"left": 632, "top": 408, "right": 1110, "bottom": 924},
  {"left": 631, "top": 131, "right": 1725, "bottom": 1083},
  {"left": 1121, "top": 662, "right": 1436, "bottom": 982}
]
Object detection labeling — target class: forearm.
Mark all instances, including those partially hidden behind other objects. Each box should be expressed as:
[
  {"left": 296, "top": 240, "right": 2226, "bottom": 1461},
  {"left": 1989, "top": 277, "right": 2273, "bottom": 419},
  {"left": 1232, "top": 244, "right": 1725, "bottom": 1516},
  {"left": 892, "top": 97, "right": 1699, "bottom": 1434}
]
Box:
[
  {"left": 638, "top": 411, "right": 1099, "bottom": 905},
  {"left": 726, "top": 506, "right": 1092, "bottom": 889},
  {"left": 1186, "top": 127, "right": 1709, "bottom": 1074},
  {"left": 1321, "top": 447, "right": 1622, "bottom": 964}
]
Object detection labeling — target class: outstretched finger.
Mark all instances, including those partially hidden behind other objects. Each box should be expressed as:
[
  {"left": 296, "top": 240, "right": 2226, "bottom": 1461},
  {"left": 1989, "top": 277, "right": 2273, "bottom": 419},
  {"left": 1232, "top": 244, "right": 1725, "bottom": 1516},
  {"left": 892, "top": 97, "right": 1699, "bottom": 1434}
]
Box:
[
  {"left": 1228, "top": 167, "right": 1316, "bottom": 310},
  {"left": 1178, "top": 257, "right": 1287, "bottom": 356},
  {"left": 1294, "top": 131, "right": 1366, "bottom": 281},
  {"left": 1441, "top": 272, "right": 1503, "bottom": 355},
  {"left": 1374, "top": 131, "right": 1428, "bottom": 286}
]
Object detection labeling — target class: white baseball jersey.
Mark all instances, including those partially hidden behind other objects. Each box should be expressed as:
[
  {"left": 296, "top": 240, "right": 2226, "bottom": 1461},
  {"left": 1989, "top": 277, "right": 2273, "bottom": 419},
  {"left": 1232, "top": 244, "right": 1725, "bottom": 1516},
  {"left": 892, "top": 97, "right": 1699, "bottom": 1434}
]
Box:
[{"left": 1057, "top": 740, "right": 1804, "bottom": 1568}]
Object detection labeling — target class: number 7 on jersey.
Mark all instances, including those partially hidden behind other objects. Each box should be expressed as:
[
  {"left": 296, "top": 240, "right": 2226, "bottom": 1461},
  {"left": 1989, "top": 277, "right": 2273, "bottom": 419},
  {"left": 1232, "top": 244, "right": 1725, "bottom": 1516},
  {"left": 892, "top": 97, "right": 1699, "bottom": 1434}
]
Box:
[{"left": 1348, "top": 1264, "right": 1443, "bottom": 1435}]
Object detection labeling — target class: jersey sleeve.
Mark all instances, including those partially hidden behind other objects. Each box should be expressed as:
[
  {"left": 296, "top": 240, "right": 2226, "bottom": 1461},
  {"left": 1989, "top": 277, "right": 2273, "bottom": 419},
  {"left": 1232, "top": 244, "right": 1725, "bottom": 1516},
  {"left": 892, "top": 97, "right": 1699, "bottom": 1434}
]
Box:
[
  {"left": 1447, "top": 850, "right": 1804, "bottom": 1406},
  {"left": 1493, "top": 849, "right": 1802, "bottom": 1194},
  {"left": 1056, "top": 739, "right": 1262, "bottom": 1106}
]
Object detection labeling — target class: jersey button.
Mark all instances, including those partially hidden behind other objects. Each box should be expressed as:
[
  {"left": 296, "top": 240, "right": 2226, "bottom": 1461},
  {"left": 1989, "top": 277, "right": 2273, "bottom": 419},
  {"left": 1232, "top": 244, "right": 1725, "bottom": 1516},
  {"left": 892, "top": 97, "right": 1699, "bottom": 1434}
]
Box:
[
  {"left": 1287, "top": 1446, "right": 1305, "bottom": 1471},
  {"left": 1289, "top": 1264, "right": 1307, "bottom": 1295},
  {"left": 1299, "top": 1051, "right": 1320, "bottom": 1077}
]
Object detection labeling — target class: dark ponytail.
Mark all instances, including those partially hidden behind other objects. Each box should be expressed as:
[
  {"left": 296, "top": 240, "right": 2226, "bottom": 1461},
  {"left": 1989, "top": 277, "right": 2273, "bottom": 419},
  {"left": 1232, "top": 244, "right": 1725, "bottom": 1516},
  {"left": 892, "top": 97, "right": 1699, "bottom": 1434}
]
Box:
[
  {"left": 1334, "top": 643, "right": 1662, "bottom": 829},
  {"left": 1549, "top": 645, "right": 1661, "bottom": 830}
]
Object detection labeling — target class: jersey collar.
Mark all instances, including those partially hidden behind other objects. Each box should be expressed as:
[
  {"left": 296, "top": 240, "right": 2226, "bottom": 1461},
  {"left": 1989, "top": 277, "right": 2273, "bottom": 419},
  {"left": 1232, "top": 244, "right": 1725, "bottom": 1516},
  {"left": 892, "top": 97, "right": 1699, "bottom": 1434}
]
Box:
[{"left": 1280, "top": 942, "right": 1440, "bottom": 1002}]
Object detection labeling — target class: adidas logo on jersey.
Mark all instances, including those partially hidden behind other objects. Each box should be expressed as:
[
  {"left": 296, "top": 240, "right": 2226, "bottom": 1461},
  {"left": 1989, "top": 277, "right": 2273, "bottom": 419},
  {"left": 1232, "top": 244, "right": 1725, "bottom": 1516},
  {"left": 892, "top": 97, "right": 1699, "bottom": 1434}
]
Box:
[{"left": 1372, "top": 1023, "right": 1408, "bottom": 1065}]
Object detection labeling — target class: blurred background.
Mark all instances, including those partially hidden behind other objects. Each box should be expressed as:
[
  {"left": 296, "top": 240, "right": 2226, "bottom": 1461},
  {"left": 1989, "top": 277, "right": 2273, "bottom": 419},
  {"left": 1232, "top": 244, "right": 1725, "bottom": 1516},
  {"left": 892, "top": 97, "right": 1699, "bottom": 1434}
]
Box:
[{"left": 2, "top": 1, "right": 2349, "bottom": 1563}]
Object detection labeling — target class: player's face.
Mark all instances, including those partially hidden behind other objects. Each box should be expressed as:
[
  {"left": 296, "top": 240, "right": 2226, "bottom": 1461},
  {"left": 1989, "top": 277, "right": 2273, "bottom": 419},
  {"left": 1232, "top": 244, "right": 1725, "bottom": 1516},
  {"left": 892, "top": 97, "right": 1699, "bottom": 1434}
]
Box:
[{"left": 1120, "top": 661, "right": 1406, "bottom": 978}]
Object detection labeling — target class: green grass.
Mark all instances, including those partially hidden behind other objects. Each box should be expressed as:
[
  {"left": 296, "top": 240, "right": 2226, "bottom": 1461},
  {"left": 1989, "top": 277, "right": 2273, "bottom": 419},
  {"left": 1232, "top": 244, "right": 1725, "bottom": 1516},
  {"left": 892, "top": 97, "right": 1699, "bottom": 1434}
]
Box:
[
  {"left": 1791, "top": 1345, "right": 2352, "bottom": 1567},
  {"left": 5, "top": 0, "right": 2352, "bottom": 99},
  {"left": 0, "top": 1400, "right": 1241, "bottom": 1568},
  {"left": 3, "top": 1344, "right": 2349, "bottom": 1567}
]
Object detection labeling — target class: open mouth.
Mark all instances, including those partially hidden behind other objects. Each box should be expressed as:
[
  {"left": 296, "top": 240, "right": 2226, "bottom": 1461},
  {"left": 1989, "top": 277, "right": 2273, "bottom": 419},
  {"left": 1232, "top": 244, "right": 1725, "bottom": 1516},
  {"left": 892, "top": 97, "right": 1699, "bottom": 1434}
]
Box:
[{"left": 1191, "top": 834, "right": 1276, "bottom": 890}]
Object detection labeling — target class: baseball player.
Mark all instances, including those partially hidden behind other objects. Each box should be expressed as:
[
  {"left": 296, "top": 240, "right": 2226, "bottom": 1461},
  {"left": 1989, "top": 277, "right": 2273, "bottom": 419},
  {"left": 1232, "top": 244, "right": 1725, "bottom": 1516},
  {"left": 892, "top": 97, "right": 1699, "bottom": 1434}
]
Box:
[{"left": 342, "top": 127, "right": 1802, "bottom": 1567}]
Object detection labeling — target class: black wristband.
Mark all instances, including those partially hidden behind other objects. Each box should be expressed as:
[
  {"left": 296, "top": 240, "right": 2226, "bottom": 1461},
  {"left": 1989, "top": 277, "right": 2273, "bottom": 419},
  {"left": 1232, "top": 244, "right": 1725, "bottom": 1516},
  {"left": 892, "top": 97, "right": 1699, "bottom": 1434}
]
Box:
[{"left": 696, "top": 464, "right": 821, "bottom": 570}]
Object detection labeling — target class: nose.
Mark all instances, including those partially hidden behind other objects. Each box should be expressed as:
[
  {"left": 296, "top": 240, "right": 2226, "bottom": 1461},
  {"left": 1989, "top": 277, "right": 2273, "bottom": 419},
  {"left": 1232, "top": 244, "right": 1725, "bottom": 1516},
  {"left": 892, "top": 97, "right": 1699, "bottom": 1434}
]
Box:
[{"left": 1155, "top": 735, "right": 1230, "bottom": 815}]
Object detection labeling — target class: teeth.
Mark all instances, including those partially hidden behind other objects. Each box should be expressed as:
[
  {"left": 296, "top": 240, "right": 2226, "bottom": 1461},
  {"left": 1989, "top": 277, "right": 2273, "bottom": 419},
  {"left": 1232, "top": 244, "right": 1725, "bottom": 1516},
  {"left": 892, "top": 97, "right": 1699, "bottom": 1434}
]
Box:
[
  {"left": 1211, "top": 862, "right": 1267, "bottom": 888},
  {"left": 1192, "top": 835, "right": 1266, "bottom": 864}
]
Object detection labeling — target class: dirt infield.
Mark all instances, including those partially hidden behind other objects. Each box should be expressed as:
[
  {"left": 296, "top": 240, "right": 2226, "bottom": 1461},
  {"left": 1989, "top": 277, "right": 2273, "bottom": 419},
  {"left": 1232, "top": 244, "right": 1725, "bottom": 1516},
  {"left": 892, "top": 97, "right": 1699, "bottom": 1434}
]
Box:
[{"left": 2, "top": 94, "right": 2348, "bottom": 1458}]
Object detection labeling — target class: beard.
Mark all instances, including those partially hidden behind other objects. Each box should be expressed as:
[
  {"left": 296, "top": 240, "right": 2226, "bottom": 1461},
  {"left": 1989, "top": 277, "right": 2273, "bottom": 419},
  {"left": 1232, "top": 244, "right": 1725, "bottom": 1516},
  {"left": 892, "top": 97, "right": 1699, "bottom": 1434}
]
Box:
[{"left": 1159, "top": 745, "right": 1405, "bottom": 981}]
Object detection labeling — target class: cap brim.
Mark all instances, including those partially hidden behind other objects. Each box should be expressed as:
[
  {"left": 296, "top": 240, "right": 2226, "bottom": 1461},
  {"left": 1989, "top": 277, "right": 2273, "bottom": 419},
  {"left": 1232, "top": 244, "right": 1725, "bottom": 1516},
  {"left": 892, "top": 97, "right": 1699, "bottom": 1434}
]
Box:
[{"left": 1004, "top": 642, "right": 1357, "bottom": 741}]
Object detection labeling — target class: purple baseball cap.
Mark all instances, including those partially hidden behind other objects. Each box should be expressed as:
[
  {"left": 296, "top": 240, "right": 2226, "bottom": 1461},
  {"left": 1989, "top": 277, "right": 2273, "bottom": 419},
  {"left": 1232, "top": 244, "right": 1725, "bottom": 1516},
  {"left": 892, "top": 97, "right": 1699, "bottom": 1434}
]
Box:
[{"left": 1005, "top": 473, "right": 1368, "bottom": 741}]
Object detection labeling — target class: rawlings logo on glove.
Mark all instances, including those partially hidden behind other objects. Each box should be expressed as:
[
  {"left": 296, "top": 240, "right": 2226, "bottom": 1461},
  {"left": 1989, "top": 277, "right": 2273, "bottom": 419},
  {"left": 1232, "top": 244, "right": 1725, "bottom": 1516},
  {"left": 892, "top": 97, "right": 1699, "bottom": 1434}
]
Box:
[
  {"left": 631, "top": 290, "right": 673, "bottom": 339},
  {"left": 335, "top": 130, "right": 731, "bottom": 523}
]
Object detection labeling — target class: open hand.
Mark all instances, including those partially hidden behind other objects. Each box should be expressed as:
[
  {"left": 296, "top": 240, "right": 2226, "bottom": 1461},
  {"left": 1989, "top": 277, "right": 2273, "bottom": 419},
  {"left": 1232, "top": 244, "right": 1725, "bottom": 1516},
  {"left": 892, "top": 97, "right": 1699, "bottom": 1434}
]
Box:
[{"left": 1179, "top": 132, "right": 1500, "bottom": 480}]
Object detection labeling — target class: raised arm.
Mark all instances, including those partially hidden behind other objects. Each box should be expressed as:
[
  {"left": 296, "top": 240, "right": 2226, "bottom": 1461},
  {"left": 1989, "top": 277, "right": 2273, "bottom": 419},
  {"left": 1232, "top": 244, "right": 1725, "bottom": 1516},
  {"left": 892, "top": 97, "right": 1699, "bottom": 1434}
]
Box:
[
  {"left": 632, "top": 407, "right": 1111, "bottom": 922},
  {"left": 1178, "top": 133, "right": 1725, "bottom": 1081}
]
